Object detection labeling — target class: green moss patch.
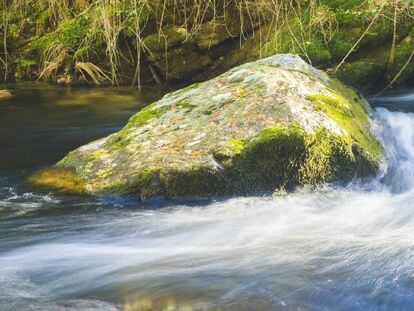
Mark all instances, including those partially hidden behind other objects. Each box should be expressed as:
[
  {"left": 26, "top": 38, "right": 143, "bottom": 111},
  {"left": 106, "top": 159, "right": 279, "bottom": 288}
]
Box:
[{"left": 307, "top": 80, "right": 383, "bottom": 163}]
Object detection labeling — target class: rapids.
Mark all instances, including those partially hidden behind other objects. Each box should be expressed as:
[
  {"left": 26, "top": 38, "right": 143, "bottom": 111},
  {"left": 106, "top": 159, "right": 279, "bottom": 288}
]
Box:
[{"left": 1, "top": 84, "right": 414, "bottom": 310}]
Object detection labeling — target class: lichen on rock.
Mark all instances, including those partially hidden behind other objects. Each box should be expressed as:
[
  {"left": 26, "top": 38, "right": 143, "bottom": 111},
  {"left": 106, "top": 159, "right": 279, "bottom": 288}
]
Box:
[{"left": 30, "top": 54, "right": 384, "bottom": 199}]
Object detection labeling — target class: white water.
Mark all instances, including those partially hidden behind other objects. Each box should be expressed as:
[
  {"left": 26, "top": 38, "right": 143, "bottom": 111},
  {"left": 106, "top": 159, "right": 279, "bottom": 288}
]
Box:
[{"left": 1, "top": 108, "right": 414, "bottom": 310}]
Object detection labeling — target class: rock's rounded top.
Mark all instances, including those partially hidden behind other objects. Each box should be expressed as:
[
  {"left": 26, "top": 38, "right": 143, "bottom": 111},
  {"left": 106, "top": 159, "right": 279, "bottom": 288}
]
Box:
[
  {"left": 255, "top": 54, "right": 329, "bottom": 82},
  {"left": 30, "top": 54, "right": 383, "bottom": 199}
]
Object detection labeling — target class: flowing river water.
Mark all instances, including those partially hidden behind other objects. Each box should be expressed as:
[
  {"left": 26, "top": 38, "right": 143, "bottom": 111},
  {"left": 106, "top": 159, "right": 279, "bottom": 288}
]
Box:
[{"left": 1, "top": 83, "right": 414, "bottom": 310}]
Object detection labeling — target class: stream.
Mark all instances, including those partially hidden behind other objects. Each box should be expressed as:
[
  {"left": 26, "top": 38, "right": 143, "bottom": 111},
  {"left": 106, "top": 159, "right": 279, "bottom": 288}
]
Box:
[{"left": 1, "top": 83, "right": 414, "bottom": 310}]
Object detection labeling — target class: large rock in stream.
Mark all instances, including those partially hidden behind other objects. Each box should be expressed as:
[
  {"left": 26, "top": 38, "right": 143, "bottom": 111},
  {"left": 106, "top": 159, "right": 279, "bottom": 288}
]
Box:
[{"left": 31, "top": 54, "right": 383, "bottom": 199}]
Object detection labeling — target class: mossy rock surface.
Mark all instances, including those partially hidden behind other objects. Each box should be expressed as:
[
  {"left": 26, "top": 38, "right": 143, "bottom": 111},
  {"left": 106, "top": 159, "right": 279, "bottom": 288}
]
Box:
[{"left": 30, "top": 54, "right": 383, "bottom": 199}]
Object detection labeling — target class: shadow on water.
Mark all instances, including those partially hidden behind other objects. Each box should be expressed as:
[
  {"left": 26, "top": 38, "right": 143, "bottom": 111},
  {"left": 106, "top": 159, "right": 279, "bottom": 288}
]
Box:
[{"left": 0, "top": 82, "right": 179, "bottom": 170}]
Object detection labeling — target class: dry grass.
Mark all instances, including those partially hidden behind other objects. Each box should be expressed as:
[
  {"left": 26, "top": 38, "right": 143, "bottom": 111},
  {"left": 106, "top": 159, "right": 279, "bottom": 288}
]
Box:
[
  {"left": 38, "top": 43, "right": 67, "bottom": 81},
  {"left": 75, "top": 61, "right": 111, "bottom": 85},
  {"left": 1, "top": 0, "right": 413, "bottom": 86}
]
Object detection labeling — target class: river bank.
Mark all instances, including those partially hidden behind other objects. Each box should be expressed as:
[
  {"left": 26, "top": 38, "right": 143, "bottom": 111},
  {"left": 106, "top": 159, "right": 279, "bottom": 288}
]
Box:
[{"left": 2, "top": 1, "right": 414, "bottom": 91}]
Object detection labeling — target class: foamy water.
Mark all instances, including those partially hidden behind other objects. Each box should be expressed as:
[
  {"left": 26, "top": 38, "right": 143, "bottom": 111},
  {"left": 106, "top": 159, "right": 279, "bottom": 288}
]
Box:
[{"left": 1, "top": 105, "right": 414, "bottom": 309}]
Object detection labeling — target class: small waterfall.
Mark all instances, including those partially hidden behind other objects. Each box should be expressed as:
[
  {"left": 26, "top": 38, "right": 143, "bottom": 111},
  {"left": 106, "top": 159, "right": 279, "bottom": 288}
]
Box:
[{"left": 376, "top": 108, "right": 414, "bottom": 193}]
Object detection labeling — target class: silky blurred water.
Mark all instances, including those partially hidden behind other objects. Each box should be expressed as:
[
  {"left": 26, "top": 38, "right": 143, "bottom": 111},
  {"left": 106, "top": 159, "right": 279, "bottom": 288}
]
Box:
[{"left": 1, "top": 84, "right": 414, "bottom": 310}]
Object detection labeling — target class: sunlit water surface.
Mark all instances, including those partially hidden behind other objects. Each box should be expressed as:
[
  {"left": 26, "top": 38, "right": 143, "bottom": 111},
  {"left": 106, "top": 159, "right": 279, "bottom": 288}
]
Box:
[{"left": 1, "top": 84, "right": 414, "bottom": 310}]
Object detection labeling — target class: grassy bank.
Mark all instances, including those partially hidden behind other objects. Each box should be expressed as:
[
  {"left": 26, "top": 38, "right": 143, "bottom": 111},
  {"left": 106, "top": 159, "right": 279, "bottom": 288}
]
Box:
[{"left": 1, "top": 0, "right": 413, "bottom": 90}]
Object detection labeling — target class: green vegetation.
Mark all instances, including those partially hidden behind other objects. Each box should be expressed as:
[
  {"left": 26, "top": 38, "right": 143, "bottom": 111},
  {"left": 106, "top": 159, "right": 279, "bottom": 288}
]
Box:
[
  {"left": 128, "top": 102, "right": 169, "bottom": 127},
  {"left": 307, "top": 83, "right": 383, "bottom": 162},
  {"left": 212, "top": 123, "right": 379, "bottom": 196},
  {"left": 1, "top": 1, "right": 413, "bottom": 90}
]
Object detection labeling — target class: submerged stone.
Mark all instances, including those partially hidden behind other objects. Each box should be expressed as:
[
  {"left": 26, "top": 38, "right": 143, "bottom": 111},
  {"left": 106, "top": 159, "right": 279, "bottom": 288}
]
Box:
[
  {"left": 0, "top": 90, "right": 12, "bottom": 101},
  {"left": 30, "top": 54, "right": 383, "bottom": 199},
  {"left": 28, "top": 168, "right": 86, "bottom": 195}
]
